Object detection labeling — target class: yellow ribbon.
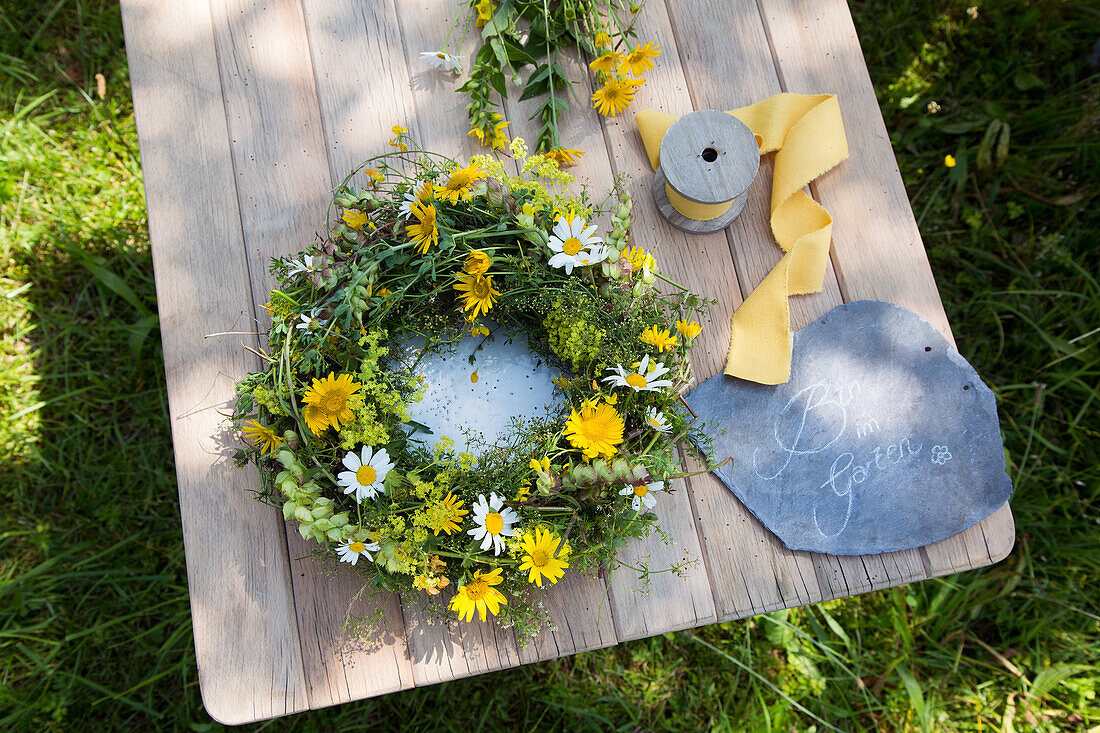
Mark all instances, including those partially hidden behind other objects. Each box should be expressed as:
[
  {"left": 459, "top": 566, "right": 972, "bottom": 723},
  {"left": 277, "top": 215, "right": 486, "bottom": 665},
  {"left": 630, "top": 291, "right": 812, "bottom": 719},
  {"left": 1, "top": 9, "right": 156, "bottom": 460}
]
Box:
[{"left": 636, "top": 94, "right": 848, "bottom": 384}]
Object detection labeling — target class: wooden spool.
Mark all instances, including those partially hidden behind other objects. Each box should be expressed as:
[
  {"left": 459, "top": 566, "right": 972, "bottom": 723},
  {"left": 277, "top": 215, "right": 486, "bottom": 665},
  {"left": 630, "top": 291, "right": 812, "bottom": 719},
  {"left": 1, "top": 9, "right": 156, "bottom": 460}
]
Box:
[{"left": 653, "top": 110, "right": 760, "bottom": 234}]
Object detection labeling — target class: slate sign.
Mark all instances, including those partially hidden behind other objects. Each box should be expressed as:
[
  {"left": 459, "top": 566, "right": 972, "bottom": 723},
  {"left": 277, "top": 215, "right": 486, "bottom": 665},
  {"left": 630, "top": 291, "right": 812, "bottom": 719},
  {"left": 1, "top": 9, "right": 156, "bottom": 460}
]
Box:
[{"left": 685, "top": 300, "right": 1013, "bottom": 555}]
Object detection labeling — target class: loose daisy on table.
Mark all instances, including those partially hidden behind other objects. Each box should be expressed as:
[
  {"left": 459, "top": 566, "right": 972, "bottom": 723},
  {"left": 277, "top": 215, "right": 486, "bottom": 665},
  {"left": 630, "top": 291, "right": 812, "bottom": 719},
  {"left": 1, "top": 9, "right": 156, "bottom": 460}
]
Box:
[
  {"left": 449, "top": 567, "right": 507, "bottom": 622},
  {"left": 547, "top": 215, "right": 606, "bottom": 274},
  {"left": 603, "top": 354, "right": 673, "bottom": 393},
  {"left": 591, "top": 77, "right": 640, "bottom": 117},
  {"left": 619, "top": 43, "right": 662, "bottom": 77},
  {"left": 337, "top": 445, "right": 393, "bottom": 502},
  {"left": 241, "top": 420, "right": 282, "bottom": 455},
  {"left": 421, "top": 50, "right": 462, "bottom": 73},
  {"left": 337, "top": 537, "right": 380, "bottom": 566},
  {"left": 435, "top": 162, "right": 486, "bottom": 203},
  {"left": 406, "top": 201, "right": 439, "bottom": 254},
  {"left": 518, "top": 527, "right": 569, "bottom": 587},
  {"left": 563, "top": 401, "right": 625, "bottom": 459},
  {"left": 468, "top": 492, "right": 519, "bottom": 555},
  {"left": 619, "top": 480, "right": 666, "bottom": 512},
  {"left": 453, "top": 273, "right": 500, "bottom": 318},
  {"left": 644, "top": 406, "right": 671, "bottom": 434},
  {"left": 302, "top": 372, "right": 361, "bottom": 432},
  {"left": 639, "top": 324, "right": 679, "bottom": 353}
]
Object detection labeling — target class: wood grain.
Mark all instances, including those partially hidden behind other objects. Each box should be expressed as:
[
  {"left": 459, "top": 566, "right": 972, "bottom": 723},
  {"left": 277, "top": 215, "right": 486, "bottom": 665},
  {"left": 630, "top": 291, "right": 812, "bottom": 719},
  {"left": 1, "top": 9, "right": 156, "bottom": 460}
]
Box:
[
  {"left": 118, "top": 0, "right": 308, "bottom": 724},
  {"left": 120, "top": 0, "right": 1016, "bottom": 722}
]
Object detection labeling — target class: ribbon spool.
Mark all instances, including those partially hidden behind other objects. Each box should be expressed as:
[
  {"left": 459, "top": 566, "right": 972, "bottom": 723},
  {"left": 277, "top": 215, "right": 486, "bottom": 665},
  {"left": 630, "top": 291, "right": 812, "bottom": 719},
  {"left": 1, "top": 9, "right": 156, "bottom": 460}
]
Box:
[{"left": 652, "top": 109, "right": 760, "bottom": 234}]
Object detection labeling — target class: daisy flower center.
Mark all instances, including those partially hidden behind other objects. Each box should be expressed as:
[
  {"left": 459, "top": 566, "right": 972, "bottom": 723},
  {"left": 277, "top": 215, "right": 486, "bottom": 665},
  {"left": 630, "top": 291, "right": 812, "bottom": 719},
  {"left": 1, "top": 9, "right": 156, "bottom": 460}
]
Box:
[
  {"left": 562, "top": 237, "right": 583, "bottom": 255},
  {"left": 530, "top": 548, "right": 550, "bottom": 567},
  {"left": 647, "top": 417, "right": 661, "bottom": 427},
  {"left": 322, "top": 392, "right": 347, "bottom": 415},
  {"left": 625, "top": 373, "right": 648, "bottom": 388},
  {"left": 349, "top": 541, "right": 366, "bottom": 553},
  {"left": 633, "top": 485, "right": 649, "bottom": 497},
  {"left": 356, "top": 465, "right": 377, "bottom": 485},
  {"left": 472, "top": 278, "right": 491, "bottom": 298},
  {"left": 436, "top": 52, "right": 446, "bottom": 59},
  {"left": 464, "top": 578, "right": 489, "bottom": 601},
  {"left": 484, "top": 512, "right": 504, "bottom": 535}
]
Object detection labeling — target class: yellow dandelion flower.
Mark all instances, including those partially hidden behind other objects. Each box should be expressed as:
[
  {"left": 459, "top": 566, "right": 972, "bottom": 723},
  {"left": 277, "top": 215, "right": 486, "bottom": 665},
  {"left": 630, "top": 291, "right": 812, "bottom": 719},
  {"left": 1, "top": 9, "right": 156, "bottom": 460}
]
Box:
[
  {"left": 619, "top": 42, "right": 661, "bottom": 77},
  {"left": 424, "top": 492, "right": 469, "bottom": 536},
  {"left": 302, "top": 372, "right": 361, "bottom": 431},
  {"left": 594, "top": 31, "right": 612, "bottom": 50},
  {"left": 639, "top": 324, "right": 679, "bottom": 353},
  {"left": 675, "top": 319, "right": 703, "bottom": 340},
  {"left": 406, "top": 201, "right": 439, "bottom": 254},
  {"left": 518, "top": 527, "right": 570, "bottom": 587},
  {"left": 453, "top": 273, "right": 500, "bottom": 318},
  {"left": 435, "top": 162, "right": 486, "bottom": 203},
  {"left": 944, "top": 154, "right": 957, "bottom": 168},
  {"left": 589, "top": 51, "right": 623, "bottom": 75},
  {"left": 241, "top": 420, "right": 283, "bottom": 455},
  {"left": 563, "top": 401, "right": 625, "bottom": 459},
  {"left": 591, "top": 76, "right": 640, "bottom": 117},
  {"left": 450, "top": 567, "right": 507, "bottom": 622},
  {"left": 303, "top": 403, "right": 328, "bottom": 434},
  {"left": 544, "top": 147, "right": 585, "bottom": 168},
  {"left": 622, "top": 245, "right": 655, "bottom": 271},
  {"left": 342, "top": 209, "right": 369, "bottom": 230},
  {"left": 464, "top": 249, "right": 492, "bottom": 275}
]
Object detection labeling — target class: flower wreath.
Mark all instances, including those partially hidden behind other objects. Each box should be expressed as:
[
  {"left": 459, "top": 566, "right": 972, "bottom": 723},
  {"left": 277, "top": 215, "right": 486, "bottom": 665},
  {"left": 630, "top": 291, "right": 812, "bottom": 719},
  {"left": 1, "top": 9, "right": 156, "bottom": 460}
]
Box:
[{"left": 232, "top": 131, "right": 714, "bottom": 638}]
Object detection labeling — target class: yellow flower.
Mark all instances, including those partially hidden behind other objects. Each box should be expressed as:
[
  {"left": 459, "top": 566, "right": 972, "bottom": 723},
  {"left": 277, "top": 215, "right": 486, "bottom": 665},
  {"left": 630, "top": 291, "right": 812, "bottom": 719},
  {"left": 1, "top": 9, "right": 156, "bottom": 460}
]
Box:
[
  {"left": 468, "top": 323, "right": 490, "bottom": 337},
  {"left": 435, "top": 162, "right": 486, "bottom": 203},
  {"left": 640, "top": 324, "right": 679, "bottom": 353},
  {"left": 563, "top": 401, "right": 625, "bottom": 459},
  {"left": 424, "top": 492, "right": 469, "bottom": 536},
  {"left": 594, "top": 31, "right": 612, "bottom": 50},
  {"left": 529, "top": 456, "right": 551, "bottom": 475},
  {"left": 450, "top": 567, "right": 507, "bottom": 622},
  {"left": 513, "top": 483, "right": 531, "bottom": 503},
  {"left": 591, "top": 77, "right": 640, "bottom": 117},
  {"left": 623, "top": 245, "right": 655, "bottom": 271},
  {"left": 605, "top": 392, "right": 618, "bottom": 405},
  {"left": 469, "top": 114, "right": 510, "bottom": 150},
  {"left": 475, "top": 0, "right": 494, "bottom": 28},
  {"left": 241, "top": 420, "right": 282, "bottom": 455},
  {"left": 518, "top": 527, "right": 569, "bottom": 587},
  {"left": 302, "top": 372, "right": 362, "bottom": 431},
  {"left": 342, "top": 209, "right": 369, "bottom": 230},
  {"left": 365, "top": 168, "right": 384, "bottom": 187},
  {"left": 414, "top": 573, "right": 450, "bottom": 595},
  {"left": 453, "top": 273, "right": 500, "bottom": 318},
  {"left": 406, "top": 201, "right": 439, "bottom": 254},
  {"left": 589, "top": 51, "right": 622, "bottom": 75},
  {"left": 303, "top": 403, "right": 328, "bottom": 434},
  {"left": 374, "top": 286, "right": 392, "bottom": 299},
  {"left": 388, "top": 125, "right": 408, "bottom": 151},
  {"left": 464, "top": 249, "right": 492, "bottom": 275},
  {"left": 544, "top": 147, "right": 585, "bottom": 168},
  {"left": 619, "top": 42, "right": 661, "bottom": 77},
  {"left": 675, "top": 319, "right": 702, "bottom": 340},
  {"left": 391, "top": 124, "right": 407, "bottom": 136},
  {"left": 944, "top": 154, "right": 957, "bottom": 168}
]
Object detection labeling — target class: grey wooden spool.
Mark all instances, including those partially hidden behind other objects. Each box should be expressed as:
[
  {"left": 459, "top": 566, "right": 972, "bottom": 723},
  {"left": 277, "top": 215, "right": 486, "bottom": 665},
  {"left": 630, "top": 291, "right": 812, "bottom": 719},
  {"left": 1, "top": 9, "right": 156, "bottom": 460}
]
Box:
[{"left": 653, "top": 110, "right": 760, "bottom": 234}]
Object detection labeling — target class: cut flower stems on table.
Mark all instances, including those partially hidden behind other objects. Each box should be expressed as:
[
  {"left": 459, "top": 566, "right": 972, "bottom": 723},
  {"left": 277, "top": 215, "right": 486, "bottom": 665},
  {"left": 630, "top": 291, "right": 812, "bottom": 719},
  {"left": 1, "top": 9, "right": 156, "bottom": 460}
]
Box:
[{"left": 231, "top": 133, "right": 715, "bottom": 639}]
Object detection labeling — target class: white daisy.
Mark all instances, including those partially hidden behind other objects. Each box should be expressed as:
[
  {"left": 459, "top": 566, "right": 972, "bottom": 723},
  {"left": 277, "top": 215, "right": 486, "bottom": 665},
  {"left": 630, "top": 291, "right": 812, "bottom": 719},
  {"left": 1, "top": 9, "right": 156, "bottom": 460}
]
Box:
[
  {"left": 547, "top": 216, "right": 604, "bottom": 274},
  {"left": 286, "top": 254, "right": 319, "bottom": 277},
  {"left": 467, "top": 492, "right": 519, "bottom": 555},
  {"left": 337, "top": 537, "right": 380, "bottom": 566},
  {"left": 603, "top": 354, "right": 673, "bottom": 392},
  {"left": 296, "top": 306, "right": 325, "bottom": 332},
  {"left": 399, "top": 190, "right": 420, "bottom": 219},
  {"left": 644, "top": 406, "right": 671, "bottom": 433},
  {"left": 421, "top": 50, "right": 462, "bottom": 73},
  {"left": 619, "top": 480, "right": 666, "bottom": 512},
  {"left": 337, "top": 446, "right": 393, "bottom": 502}
]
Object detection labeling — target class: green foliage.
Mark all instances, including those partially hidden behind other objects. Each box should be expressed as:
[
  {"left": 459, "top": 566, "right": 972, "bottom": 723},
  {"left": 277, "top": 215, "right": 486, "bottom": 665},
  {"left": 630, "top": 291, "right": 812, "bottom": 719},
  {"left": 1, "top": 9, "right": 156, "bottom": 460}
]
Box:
[{"left": 0, "top": 0, "right": 1097, "bottom": 729}]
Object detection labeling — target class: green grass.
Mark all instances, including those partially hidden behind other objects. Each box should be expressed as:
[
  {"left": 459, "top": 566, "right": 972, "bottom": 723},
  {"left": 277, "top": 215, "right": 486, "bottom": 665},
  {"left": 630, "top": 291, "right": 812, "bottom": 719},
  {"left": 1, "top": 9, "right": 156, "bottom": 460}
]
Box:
[{"left": 1, "top": 0, "right": 1097, "bottom": 729}]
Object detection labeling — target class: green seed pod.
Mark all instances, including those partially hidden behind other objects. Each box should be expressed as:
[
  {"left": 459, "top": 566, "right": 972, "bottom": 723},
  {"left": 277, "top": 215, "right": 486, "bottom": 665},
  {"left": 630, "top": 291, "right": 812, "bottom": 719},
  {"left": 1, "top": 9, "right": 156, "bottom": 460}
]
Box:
[
  {"left": 593, "top": 459, "right": 616, "bottom": 483},
  {"left": 606, "top": 247, "right": 620, "bottom": 263},
  {"left": 294, "top": 506, "right": 313, "bottom": 524},
  {"left": 282, "top": 430, "right": 300, "bottom": 450},
  {"left": 600, "top": 261, "right": 611, "bottom": 277},
  {"left": 312, "top": 518, "right": 333, "bottom": 533},
  {"left": 279, "top": 479, "right": 298, "bottom": 496},
  {"left": 282, "top": 500, "right": 297, "bottom": 521},
  {"left": 611, "top": 458, "right": 631, "bottom": 480},
  {"left": 326, "top": 528, "right": 343, "bottom": 542},
  {"left": 330, "top": 512, "right": 349, "bottom": 528},
  {"left": 297, "top": 523, "right": 313, "bottom": 540},
  {"left": 642, "top": 269, "right": 656, "bottom": 285},
  {"left": 571, "top": 463, "right": 598, "bottom": 484}
]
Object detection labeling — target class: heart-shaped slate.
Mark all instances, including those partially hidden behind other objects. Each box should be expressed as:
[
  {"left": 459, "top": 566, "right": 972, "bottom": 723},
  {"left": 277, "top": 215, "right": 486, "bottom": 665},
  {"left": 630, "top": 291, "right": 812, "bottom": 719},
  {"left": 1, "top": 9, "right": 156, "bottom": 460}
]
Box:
[{"left": 684, "top": 300, "right": 1012, "bottom": 555}]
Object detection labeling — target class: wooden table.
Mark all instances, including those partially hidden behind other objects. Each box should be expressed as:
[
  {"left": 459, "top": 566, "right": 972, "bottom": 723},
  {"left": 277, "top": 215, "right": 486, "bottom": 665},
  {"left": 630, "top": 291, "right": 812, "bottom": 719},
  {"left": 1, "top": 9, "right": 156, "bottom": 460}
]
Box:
[{"left": 120, "top": 0, "right": 1016, "bottom": 724}]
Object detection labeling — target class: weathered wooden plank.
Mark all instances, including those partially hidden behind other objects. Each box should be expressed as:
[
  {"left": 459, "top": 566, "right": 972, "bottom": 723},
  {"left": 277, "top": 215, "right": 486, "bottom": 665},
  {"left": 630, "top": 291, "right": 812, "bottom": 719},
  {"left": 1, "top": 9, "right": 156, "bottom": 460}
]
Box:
[
  {"left": 297, "top": 0, "right": 423, "bottom": 707},
  {"left": 504, "top": 46, "right": 715, "bottom": 645},
  {"left": 755, "top": 0, "right": 1015, "bottom": 570},
  {"left": 119, "top": 0, "right": 308, "bottom": 724}
]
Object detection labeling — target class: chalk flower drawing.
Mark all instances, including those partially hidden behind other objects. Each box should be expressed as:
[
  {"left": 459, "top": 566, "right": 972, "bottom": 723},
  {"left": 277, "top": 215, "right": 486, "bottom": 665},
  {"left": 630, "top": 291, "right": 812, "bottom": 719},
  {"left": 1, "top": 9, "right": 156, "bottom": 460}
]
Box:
[{"left": 931, "top": 445, "right": 952, "bottom": 465}]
